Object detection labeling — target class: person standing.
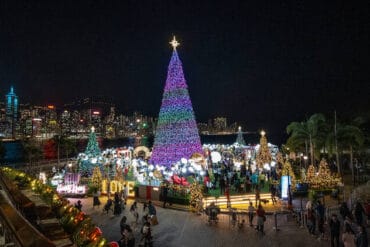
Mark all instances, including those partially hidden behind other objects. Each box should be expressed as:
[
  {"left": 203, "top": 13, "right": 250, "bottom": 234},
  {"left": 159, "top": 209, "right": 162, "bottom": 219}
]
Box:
[
  {"left": 270, "top": 184, "right": 277, "bottom": 205},
  {"left": 219, "top": 175, "right": 225, "bottom": 195},
  {"left": 355, "top": 225, "right": 368, "bottom": 247},
  {"left": 365, "top": 199, "right": 370, "bottom": 226},
  {"left": 342, "top": 224, "right": 356, "bottom": 247},
  {"left": 162, "top": 184, "right": 169, "bottom": 208},
  {"left": 92, "top": 189, "right": 101, "bottom": 209},
  {"left": 307, "top": 208, "right": 316, "bottom": 235},
  {"left": 256, "top": 204, "right": 266, "bottom": 235},
  {"left": 354, "top": 201, "right": 365, "bottom": 226},
  {"left": 340, "top": 202, "right": 351, "bottom": 221},
  {"left": 329, "top": 214, "right": 341, "bottom": 247},
  {"left": 316, "top": 200, "right": 326, "bottom": 239},
  {"left": 248, "top": 202, "right": 255, "bottom": 227},
  {"left": 255, "top": 187, "right": 260, "bottom": 207},
  {"left": 130, "top": 201, "right": 139, "bottom": 223},
  {"left": 259, "top": 173, "right": 265, "bottom": 189},
  {"left": 113, "top": 192, "right": 122, "bottom": 216},
  {"left": 124, "top": 183, "right": 129, "bottom": 202}
]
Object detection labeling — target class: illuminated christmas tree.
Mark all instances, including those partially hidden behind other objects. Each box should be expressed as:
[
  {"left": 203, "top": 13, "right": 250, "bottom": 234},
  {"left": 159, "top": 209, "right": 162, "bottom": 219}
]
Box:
[
  {"left": 306, "top": 165, "right": 315, "bottom": 182},
  {"left": 235, "top": 126, "right": 246, "bottom": 145},
  {"left": 256, "top": 130, "right": 272, "bottom": 168},
  {"left": 85, "top": 127, "right": 101, "bottom": 157},
  {"left": 282, "top": 161, "right": 296, "bottom": 191},
  {"left": 79, "top": 127, "right": 102, "bottom": 176},
  {"left": 316, "top": 159, "right": 340, "bottom": 189},
  {"left": 91, "top": 166, "right": 102, "bottom": 189},
  {"left": 189, "top": 181, "right": 203, "bottom": 213},
  {"left": 150, "top": 37, "right": 203, "bottom": 167}
]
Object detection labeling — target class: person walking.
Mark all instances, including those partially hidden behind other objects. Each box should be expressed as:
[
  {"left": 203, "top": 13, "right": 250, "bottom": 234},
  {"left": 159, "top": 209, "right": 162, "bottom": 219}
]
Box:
[
  {"left": 256, "top": 204, "right": 266, "bottom": 235},
  {"left": 342, "top": 224, "right": 356, "bottom": 247},
  {"left": 130, "top": 201, "right": 139, "bottom": 223},
  {"left": 248, "top": 202, "right": 255, "bottom": 227},
  {"left": 75, "top": 200, "right": 82, "bottom": 211},
  {"left": 329, "top": 214, "right": 341, "bottom": 247},
  {"left": 148, "top": 201, "right": 158, "bottom": 225}
]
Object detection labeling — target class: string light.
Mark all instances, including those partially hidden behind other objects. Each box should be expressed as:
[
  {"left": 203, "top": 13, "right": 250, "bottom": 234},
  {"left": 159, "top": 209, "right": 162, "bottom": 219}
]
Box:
[{"left": 150, "top": 38, "right": 202, "bottom": 167}]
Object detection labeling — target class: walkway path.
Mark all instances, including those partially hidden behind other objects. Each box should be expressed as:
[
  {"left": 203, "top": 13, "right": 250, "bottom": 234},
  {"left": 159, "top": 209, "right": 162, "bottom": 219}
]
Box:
[{"left": 68, "top": 197, "right": 329, "bottom": 247}]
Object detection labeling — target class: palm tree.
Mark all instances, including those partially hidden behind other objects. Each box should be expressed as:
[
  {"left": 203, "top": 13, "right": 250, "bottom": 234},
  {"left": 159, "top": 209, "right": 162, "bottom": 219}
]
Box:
[
  {"left": 286, "top": 113, "right": 326, "bottom": 166},
  {"left": 62, "top": 138, "right": 77, "bottom": 160},
  {"left": 337, "top": 124, "right": 364, "bottom": 185}
]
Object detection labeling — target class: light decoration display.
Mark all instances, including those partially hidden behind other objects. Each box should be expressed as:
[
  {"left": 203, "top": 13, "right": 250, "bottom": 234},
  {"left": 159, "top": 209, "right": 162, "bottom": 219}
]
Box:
[
  {"left": 91, "top": 166, "right": 103, "bottom": 189},
  {"left": 256, "top": 130, "right": 272, "bottom": 168},
  {"left": 235, "top": 126, "right": 246, "bottom": 146},
  {"left": 85, "top": 126, "right": 101, "bottom": 156},
  {"left": 189, "top": 181, "right": 203, "bottom": 213},
  {"left": 79, "top": 126, "right": 102, "bottom": 176},
  {"left": 56, "top": 173, "right": 87, "bottom": 196},
  {"left": 150, "top": 36, "right": 203, "bottom": 167},
  {"left": 305, "top": 159, "right": 341, "bottom": 189},
  {"left": 281, "top": 161, "right": 296, "bottom": 191}
]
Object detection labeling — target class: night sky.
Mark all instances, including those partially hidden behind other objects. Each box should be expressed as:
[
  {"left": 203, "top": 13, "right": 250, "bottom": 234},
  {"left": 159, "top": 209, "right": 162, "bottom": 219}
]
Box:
[{"left": 0, "top": 1, "right": 369, "bottom": 143}]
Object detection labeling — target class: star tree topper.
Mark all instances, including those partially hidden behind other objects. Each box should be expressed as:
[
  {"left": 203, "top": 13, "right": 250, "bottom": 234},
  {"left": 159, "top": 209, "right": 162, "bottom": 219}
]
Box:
[{"left": 169, "top": 36, "right": 180, "bottom": 50}]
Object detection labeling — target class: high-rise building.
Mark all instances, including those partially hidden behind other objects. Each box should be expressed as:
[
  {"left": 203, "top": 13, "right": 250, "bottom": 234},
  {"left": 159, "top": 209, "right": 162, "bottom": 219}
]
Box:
[
  {"left": 213, "top": 117, "right": 227, "bottom": 132},
  {"left": 5, "top": 87, "right": 19, "bottom": 138}
]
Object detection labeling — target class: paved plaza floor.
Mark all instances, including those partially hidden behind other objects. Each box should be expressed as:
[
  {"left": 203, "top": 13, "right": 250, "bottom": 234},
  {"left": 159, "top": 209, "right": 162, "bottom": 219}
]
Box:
[{"left": 67, "top": 196, "right": 330, "bottom": 247}]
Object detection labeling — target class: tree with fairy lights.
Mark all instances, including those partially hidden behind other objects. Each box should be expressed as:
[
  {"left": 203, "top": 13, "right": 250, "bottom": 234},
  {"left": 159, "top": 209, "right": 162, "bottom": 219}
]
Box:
[
  {"left": 79, "top": 127, "right": 102, "bottom": 176},
  {"left": 316, "top": 159, "right": 340, "bottom": 189},
  {"left": 85, "top": 127, "right": 101, "bottom": 156},
  {"left": 256, "top": 130, "right": 272, "bottom": 168},
  {"left": 305, "top": 164, "right": 316, "bottom": 186},
  {"left": 150, "top": 37, "right": 203, "bottom": 167},
  {"left": 189, "top": 181, "right": 203, "bottom": 213},
  {"left": 235, "top": 126, "right": 246, "bottom": 145},
  {"left": 91, "top": 166, "right": 102, "bottom": 189},
  {"left": 282, "top": 161, "right": 296, "bottom": 191}
]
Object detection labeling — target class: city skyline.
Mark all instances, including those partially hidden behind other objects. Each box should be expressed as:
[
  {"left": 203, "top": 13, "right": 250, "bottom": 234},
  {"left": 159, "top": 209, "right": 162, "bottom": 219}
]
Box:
[{"left": 0, "top": 1, "right": 369, "bottom": 142}]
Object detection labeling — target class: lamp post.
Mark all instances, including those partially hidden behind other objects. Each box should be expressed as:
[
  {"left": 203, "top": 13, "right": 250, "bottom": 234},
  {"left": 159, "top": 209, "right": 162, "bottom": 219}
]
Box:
[{"left": 303, "top": 156, "right": 308, "bottom": 169}]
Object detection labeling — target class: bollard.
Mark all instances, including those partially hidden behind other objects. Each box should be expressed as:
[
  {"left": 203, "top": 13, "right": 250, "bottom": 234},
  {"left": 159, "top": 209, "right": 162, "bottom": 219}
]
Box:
[{"left": 273, "top": 211, "right": 280, "bottom": 231}]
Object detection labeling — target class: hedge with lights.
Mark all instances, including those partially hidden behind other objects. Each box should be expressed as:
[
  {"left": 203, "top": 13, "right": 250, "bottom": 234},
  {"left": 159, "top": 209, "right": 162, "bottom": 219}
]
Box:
[{"left": 0, "top": 167, "right": 112, "bottom": 247}]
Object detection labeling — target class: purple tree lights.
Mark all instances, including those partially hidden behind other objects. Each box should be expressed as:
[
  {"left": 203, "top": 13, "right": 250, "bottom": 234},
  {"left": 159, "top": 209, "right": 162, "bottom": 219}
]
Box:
[{"left": 150, "top": 37, "right": 203, "bottom": 167}]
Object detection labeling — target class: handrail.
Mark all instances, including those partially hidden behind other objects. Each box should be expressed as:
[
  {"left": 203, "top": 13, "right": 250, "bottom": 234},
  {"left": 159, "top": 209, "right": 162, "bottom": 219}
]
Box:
[{"left": 0, "top": 193, "right": 55, "bottom": 247}]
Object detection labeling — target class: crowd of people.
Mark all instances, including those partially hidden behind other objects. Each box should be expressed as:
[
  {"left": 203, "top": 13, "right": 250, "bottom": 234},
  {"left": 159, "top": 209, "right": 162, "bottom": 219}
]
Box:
[
  {"left": 204, "top": 166, "right": 279, "bottom": 196},
  {"left": 305, "top": 199, "right": 369, "bottom": 247},
  {"left": 117, "top": 200, "right": 157, "bottom": 247}
]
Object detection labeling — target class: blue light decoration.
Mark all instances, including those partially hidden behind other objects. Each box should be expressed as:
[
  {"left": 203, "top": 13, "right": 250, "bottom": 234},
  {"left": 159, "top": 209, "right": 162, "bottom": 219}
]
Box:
[
  {"left": 281, "top": 175, "right": 290, "bottom": 200},
  {"left": 150, "top": 37, "right": 203, "bottom": 167}
]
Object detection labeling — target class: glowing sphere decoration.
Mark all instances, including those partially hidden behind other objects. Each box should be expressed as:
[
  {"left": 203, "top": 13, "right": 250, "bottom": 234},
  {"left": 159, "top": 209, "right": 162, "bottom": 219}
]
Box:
[
  {"left": 150, "top": 37, "right": 203, "bottom": 167},
  {"left": 210, "top": 151, "right": 222, "bottom": 163}
]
